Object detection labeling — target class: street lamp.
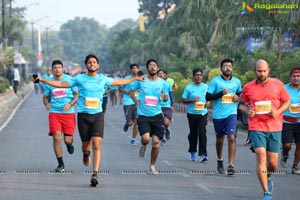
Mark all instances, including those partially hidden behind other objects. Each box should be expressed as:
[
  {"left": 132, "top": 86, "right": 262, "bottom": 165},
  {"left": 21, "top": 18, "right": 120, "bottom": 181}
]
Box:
[{"left": 31, "top": 16, "right": 48, "bottom": 53}]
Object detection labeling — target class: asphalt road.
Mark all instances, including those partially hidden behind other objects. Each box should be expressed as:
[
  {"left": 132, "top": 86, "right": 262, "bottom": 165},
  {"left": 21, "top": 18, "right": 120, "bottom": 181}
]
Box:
[{"left": 0, "top": 91, "right": 299, "bottom": 200}]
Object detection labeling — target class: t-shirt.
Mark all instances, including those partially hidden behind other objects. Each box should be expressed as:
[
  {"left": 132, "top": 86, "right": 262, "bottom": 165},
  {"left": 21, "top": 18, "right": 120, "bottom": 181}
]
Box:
[
  {"left": 122, "top": 75, "right": 138, "bottom": 105},
  {"left": 44, "top": 74, "right": 77, "bottom": 114},
  {"left": 207, "top": 75, "right": 242, "bottom": 119},
  {"left": 182, "top": 82, "right": 208, "bottom": 115},
  {"left": 67, "top": 73, "right": 113, "bottom": 114},
  {"left": 242, "top": 78, "right": 290, "bottom": 132},
  {"left": 283, "top": 83, "right": 300, "bottom": 121},
  {"left": 132, "top": 76, "right": 167, "bottom": 117}
]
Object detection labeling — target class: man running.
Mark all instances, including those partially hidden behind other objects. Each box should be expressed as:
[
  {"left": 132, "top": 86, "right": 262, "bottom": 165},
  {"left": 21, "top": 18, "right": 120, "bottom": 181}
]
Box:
[
  {"left": 131, "top": 59, "right": 168, "bottom": 175},
  {"left": 43, "top": 60, "right": 78, "bottom": 173}
]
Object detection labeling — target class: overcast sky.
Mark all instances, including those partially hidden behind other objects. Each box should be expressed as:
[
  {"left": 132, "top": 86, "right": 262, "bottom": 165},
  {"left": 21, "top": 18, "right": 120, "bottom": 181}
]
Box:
[{"left": 14, "top": 0, "right": 140, "bottom": 30}]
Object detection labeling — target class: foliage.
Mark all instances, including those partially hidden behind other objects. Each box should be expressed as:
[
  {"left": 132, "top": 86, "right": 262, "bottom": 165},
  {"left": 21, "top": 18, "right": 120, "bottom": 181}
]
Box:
[
  {"left": 59, "top": 17, "right": 109, "bottom": 67},
  {"left": 0, "top": 76, "right": 10, "bottom": 93}
]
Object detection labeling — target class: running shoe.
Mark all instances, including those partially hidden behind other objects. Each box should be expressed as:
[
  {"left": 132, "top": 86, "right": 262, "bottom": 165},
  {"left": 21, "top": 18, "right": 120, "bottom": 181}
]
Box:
[
  {"left": 280, "top": 152, "right": 288, "bottom": 168},
  {"left": 217, "top": 160, "right": 225, "bottom": 174},
  {"left": 292, "top": 165, "right": 300, "bottom": 175},
  {"left": 199, "top": 155, "right": 208, "bottom": 162},
  {"left": 149, "top": 165, "right": 159, "bottom": 175},
  {"left": 66, "top": 144, "right": 74, "bottom": 154},
  {"left": 123, "top": 123, "right": 129, "bottom": 132},
  {"left": 83, "top": 152, "right": 90, "bottom": 166},
  {"left": 54, "top": 165, "right": 65, "bottom": 173},
  {"left": 130, "top": 139, "right": 138, "bottom": 146},
  {"left": 190, "top": 152, "right": 196, "bottom": 161},
  {"left": 161, "top": 139, "right": 166, "bottom": 145},
  {"left": 227, "top": 164, "right": 236, "bottom": 176},
  {"left": 262, "top": 192, "right": 272, "bottom": 200},
  {"left": 90, "top": 174, "right": 99, "bottom": 187},
  {"left": 165, "top": 128, "right": 171, "bottom": 140},
  {"left": 139, "top": 144, "right": 147, "bottom": 158},
  {"left": 268, "top": 177, "right": 273, "bottom": 195}
]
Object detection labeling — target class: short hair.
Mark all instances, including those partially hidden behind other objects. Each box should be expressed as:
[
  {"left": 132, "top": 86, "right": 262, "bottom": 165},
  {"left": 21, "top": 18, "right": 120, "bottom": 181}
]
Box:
[
  {"left": 220, "top": 58, "right": 233, "bottom": 67},
  {"left": 146, "top": 59, "right": 158, "bottom": 69},
  {"left": 51, "top": 60, "right": 63, "bottom": 68},
  {"left": 192, "top": 68, "right": 203, "bottom": 76},
  {"left": 157, "top": 69, "right": 167, "bottom": 75},
  {"left": 130, "top": 63, "right": 139, "bottom": 70},
  {"left": 84, "top": 54, "right": 99, "bottom": 65}
]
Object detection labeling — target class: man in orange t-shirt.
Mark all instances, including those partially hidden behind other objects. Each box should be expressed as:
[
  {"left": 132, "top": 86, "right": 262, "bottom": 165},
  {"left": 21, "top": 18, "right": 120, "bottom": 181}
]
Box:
[{"left": 240, "top": 59, "right": 290, "bottom": 200}]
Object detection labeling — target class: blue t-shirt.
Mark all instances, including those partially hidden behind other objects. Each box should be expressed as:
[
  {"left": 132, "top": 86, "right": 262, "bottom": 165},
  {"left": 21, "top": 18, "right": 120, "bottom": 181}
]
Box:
[
  {"left": 67, "top": 74, "right": 113, "bottom": 114},
  {"left": 207, "top": 75, "right": 242, "bottom": 119},
  {"left": 132, "top": 77, "right": 167, "bottom": 117},
  {"left": 121, "top": 75, "right": 137, "bottom": 105},
  {"left": 110, "top": 76, "right": 120, "bottom": 90},
  {"left": 40, "top": 73, "right": 53, "bottom": 89},
  {"left": 182, "top": 82, "right": 208, "bottom": 115},
  {"left": 283, "top": 83, "right": 300, "bottom": 121},
  {"left": 44, "top": 74, "right": 77, "bottom": 114},
  {"left": 160, "top": 81, "right": 172, "bottom": 108}
]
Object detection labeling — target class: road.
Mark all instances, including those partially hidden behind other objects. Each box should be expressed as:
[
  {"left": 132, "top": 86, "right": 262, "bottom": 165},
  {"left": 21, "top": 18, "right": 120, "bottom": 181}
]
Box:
[{"left": 0, "top": 90, "right": 299, "bottom": 200}]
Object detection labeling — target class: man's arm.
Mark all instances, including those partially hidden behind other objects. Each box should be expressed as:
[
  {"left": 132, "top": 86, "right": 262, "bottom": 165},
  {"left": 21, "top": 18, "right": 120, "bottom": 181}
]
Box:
[
  {"left": 111, "top": 76, "right": 144, "bottom": 86},
  {"left": 63, "top": 90, "right": 78, "bottom": 112},
  {"left": 43, "top": 95, "right": 51, "bottom": 110},
  {"left": 37, "top": 77, "right": 70, "bottom": 88}
]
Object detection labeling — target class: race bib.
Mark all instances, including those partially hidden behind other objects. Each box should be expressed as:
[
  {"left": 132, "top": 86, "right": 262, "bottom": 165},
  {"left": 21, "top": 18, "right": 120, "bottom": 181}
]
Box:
[
  {"left": 289, "top": 103, "right": 300, "bottom": 114},
  {"left": 194, "top": 102, "right": 205, "bottom": 110},
  {"left": 144, "top": 96, "right": 158, "bottom": 107},
  {"left": 255, "top": 101, "right": 271, "bottom": 114},
  {"left": 53, "top": 88, "right": 67, "bottom": 98},
  {"left": 85, "top": 97, "right": 99, "bottom": 109},
  {"left": 222, "top": 94, "right": 234, "bottom": 103}
]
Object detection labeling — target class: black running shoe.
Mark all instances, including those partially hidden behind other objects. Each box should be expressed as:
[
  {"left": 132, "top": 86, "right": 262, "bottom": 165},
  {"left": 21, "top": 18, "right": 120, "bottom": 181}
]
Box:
[
  {"left": 66, "top": 144, "right": 74, "bottom": 154},
  {"left": 54, "top": 165, "right": 65, "bottom": 173},
  {"left": 90, "top": 174, "right": 99, "bottom": 187}
]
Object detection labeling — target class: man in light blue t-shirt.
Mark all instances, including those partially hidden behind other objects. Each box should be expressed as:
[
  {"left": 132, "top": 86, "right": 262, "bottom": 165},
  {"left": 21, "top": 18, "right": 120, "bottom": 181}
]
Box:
[
  {"left": 38, "top": 54, "right": 143, "bottom": 187},
  {"left": 131, "top": 59, "right": 168, "bottom": 175},
  {"left": 206, "top": 58, "right": 242, "bottom": 176},
  {"left": 43, "top": 60, "right": 78, "bottom": 173},
  {"left": 119, "top": 63, "right": 141, "bottom": 145}
]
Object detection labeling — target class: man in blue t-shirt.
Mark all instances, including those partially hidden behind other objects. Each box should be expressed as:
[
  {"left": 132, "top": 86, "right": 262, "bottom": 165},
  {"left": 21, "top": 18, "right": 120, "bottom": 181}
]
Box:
[
  {"left": 37, "top": 54, "right": 144, "bottom": 187},
  {"left": 131, "top": 59, "right": 168, "bottom": 175},
  {"left": 206, "top": 58, "right": 242, "bottom": 176},
  {"left": 43, "top": 60, "right": 78, "bottom": 173},
  {"left": 119, "top": 63, "right": 140, "bottom": 145}
]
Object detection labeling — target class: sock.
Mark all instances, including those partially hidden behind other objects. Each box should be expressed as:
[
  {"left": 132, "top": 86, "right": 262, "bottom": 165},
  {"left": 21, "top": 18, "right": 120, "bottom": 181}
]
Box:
[{"left": 57, "top": 157, "right": 64, "bottom": 166}]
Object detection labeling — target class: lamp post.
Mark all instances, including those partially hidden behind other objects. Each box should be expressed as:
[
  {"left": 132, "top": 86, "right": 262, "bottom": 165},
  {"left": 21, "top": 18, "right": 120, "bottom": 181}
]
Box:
[
  {"left": 2, "top": 0, "right": 6, "bottom": 48},
  {"left": 30, "top": 16, "right": 48, "bottom": 53}
]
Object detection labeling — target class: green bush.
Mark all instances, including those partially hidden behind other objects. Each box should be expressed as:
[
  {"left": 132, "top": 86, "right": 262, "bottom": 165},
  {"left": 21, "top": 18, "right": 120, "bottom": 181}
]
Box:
[{"left": 0, "top": 77, "right": 10, "bottom": 93}]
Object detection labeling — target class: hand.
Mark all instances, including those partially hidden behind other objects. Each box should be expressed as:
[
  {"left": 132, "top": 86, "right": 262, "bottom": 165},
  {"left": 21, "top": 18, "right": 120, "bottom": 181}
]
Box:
[
  {"left": 194, "top": 96, "right": 200, "bottom": 102},
  {"left": 45, "top": 103, "right": 51, "bottom": 110},
  {"left": 232, "top": 94, "right": 239, "bottom": 102},
  {"left": 269, "top": 108, "right": 280, "bottom": 118},
  {"left": 63, "top": 103, "right": 71, "bottom": 112},
  {"left": 248, "top": 108, "right": 256, "bottom": 118},
  {"left": 223, "top": 88, "right": 228, "bottom": 95},
  {"left": 161, "top": 91, "right": 168, "bottom": 102}
]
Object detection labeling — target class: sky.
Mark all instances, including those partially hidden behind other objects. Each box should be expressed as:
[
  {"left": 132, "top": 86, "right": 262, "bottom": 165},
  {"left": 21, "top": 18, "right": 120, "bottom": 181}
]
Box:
[{"left": 14, "top": 0, "right": 140, "bottom": 30}]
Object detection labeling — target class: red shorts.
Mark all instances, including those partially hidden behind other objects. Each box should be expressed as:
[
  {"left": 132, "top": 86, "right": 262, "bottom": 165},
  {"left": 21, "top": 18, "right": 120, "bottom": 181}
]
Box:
[{"left": 48, "top": 113, "right": 76, "bottom": 136}]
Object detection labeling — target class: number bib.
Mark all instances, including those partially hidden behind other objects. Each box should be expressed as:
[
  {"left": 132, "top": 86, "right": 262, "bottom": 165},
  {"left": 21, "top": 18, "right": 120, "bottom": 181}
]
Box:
[
  {"left": 255, "top": 101, "right": 271, "bottom": 114},
  {"left": 144, "top": 96, "right": 158, "bottom": 107},
  {"left": 194, "top": 102, "right": 205, "bottom": 110},
  {"left": 85, "top": 97, "right": 99, "bottom": 109},
  {"left": 289, "top": 104, "right": 300, "bottom": 114},
  {"left": 53, "top": 88, "right": 67, "bottom": 98},
  {"left": 222, "top": 94, "right": 234, "bottom": 103}
]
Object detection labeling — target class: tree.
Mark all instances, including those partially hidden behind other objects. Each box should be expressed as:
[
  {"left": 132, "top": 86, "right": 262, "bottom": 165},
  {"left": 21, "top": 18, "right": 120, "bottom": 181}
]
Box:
[{"left": 59, "top": 17, "right": 108, "bottom": 66}]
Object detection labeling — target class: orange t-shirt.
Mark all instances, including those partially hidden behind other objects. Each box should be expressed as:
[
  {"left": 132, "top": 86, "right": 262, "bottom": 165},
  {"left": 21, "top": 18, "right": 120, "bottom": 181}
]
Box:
[{"left": 241, "top": 78, "right": 290, "bottom": 132}]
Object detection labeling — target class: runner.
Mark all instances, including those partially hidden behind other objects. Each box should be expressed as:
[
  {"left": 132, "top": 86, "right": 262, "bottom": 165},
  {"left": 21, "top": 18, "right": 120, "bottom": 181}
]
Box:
[
  {"left": 43, "top": 60, "right": 78, "bottom": 173},
  {"left": 131, "top": 59, "right": 168, "bottom": 175}
]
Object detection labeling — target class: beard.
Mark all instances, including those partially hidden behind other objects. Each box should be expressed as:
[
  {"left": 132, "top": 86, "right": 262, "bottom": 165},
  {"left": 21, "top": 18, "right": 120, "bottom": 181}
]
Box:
[
  {"left": 148, "top": 71, "right": 157, "bottom": 76},
  {"left": 222, "top": 71, "right": 232, "bottom": 77},
  {"left": 257, "top": 76, "right": 267, "bottom": 82},
  {"left": 87, "top": 68, "right": 97, "bottom": 73}
]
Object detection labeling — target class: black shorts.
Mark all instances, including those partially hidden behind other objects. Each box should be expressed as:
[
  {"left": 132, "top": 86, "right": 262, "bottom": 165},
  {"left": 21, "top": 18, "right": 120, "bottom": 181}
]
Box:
[
  {"left": 162, "top": 107, "right": 172, "bottom": 120},
  {"left": 123, "top": 104, "right": 137, "bottom": 122},
  {"left": 77, "top": 112, "right": 104, "bottom": 141},
  {"left": 282, "top": 123, "right": 300, "bottom": 143},
  {"left": 137, "top": 114, "right": 164, "bottom": 140}
]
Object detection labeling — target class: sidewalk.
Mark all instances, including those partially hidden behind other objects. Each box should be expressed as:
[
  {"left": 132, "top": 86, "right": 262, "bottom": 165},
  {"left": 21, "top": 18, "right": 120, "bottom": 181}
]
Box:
[{"left": 0, "top": 84, "right": 33, "bottom": 130}]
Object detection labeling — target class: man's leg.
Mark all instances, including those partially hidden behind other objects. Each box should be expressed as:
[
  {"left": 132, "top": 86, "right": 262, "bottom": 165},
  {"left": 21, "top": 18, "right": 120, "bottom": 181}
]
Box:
[
  {"left": 149, "top": 135, "right": 160, "bottom": 175},
  {"left": 255, "top": 147, "right": 268, "bottom": 193},
  {"left": 64, "top": 135, "right": 74, "bottom": 154},
  {"left": 53, "top": 131, "right": 64, "bottom": 172},
  {"left": 91, "top": 137, "right": 103, "bottom": 174},
  {"left": 216, "top": 136, "right": 224, "bottom": 160},
  {"left": 227, "top": 134, "right": 236, "bottom": 165}
]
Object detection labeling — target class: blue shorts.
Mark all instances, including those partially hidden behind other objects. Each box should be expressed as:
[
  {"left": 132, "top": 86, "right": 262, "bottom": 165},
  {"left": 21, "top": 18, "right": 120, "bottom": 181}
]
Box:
[
  {"left": 250, "top": 131, "right": 281, "bottom": 152},
  {"left": 213, "top": 114, "right": 237, "bottom": 139}
]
